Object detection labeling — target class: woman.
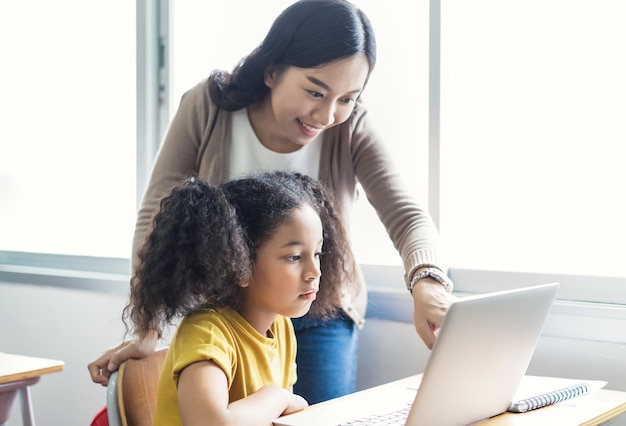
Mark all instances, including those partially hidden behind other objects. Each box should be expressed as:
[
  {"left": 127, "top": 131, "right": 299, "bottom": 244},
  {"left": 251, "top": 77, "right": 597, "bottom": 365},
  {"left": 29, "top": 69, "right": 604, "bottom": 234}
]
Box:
[{"left": 88, "top": 0, "right": 455, "bottom": 405}]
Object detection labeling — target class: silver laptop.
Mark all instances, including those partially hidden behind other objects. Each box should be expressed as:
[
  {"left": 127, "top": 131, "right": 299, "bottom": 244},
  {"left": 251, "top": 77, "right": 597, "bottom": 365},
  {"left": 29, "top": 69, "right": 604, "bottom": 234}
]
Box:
[{"left": 274, "top": 282, "right": 559, "bottom": 426}]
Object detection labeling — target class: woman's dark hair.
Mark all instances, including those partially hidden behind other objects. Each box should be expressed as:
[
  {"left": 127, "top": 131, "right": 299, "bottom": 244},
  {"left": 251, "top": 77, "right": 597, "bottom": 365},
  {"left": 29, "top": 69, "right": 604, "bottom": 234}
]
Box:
[
  {"left": 122, "top": 171, "right": 357, "bottom": 338},
  {"left": 209, "top": 0, "right": 377, "bottom": 110}
]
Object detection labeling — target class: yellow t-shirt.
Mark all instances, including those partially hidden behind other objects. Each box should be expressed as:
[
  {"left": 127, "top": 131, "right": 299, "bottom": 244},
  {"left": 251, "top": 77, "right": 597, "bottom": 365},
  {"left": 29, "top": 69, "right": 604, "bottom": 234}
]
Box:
[{"left": 153, "top": 307, "right": 297, "bottom": 426}]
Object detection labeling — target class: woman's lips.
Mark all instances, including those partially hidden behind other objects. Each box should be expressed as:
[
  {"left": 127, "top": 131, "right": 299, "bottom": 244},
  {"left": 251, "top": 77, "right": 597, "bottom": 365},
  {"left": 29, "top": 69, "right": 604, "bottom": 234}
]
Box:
[{"left": 297, "top": 119, "right": 320, "bottom": 137}]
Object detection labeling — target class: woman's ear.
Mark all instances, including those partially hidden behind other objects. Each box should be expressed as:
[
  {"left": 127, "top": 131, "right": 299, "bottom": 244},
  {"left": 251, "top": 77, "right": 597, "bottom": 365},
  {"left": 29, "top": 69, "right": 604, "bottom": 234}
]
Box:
[
  {"left": 264, "top": 67, "right": 276, "bottom": 88},
  {"left": 238, "top": 280, "right": 250, "bottom": 288}
]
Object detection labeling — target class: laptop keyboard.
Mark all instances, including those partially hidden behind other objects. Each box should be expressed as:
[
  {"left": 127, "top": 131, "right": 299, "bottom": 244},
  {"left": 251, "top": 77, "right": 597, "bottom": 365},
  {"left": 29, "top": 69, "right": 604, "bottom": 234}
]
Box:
[{"left": 338, "top": 404, "right": 411, "bottom": 425}]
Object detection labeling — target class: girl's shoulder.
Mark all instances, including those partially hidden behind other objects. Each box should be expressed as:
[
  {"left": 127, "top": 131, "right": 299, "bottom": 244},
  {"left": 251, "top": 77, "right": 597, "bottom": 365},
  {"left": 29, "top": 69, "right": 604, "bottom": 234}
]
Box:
[
  {"left": 176, "top": 308, "right": 243, "bottom": 344},
  {"left": 180, "top": 307, "right": 229, "bottom": 328}
]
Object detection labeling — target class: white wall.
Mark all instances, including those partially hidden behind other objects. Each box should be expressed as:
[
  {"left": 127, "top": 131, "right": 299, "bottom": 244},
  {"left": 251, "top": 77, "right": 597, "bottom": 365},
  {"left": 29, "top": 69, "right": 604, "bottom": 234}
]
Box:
[
  {"left": 1, "top": 282, "right": 128, "bottom": 426},
  {"left": 1, "top": 274, "right": 626, "bottom": 425},
  {"left": 356, "top": 319, "right": 626, "bottom": 392}
]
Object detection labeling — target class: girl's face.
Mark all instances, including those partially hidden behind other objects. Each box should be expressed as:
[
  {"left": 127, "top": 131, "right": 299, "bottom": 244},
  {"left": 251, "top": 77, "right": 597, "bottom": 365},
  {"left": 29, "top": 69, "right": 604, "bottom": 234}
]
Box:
[
  {"left": 239, "top": 204, "right": 323, "bottom": 335},
  {"left": 253, "top": 54, "right": 370, "bottom": 153}
]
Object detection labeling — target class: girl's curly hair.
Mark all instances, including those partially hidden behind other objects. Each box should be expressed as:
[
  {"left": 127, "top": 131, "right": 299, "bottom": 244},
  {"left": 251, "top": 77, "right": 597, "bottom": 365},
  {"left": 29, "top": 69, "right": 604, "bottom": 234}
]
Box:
[{"left": 123, "top": 171, "right": 357, "bottom": 339}]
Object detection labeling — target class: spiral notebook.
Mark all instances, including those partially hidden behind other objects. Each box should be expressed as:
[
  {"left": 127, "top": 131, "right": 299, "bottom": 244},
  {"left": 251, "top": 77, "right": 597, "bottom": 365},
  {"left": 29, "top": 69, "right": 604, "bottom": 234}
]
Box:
[
  {"left": 509, "top": 375, "right": 607, "bottom": 413},
  {"left": 510, "top": 382, "right": 590, "bottom": 413},
  {"left": 275, "top": 283, "right": 566, "bottom": 426}
]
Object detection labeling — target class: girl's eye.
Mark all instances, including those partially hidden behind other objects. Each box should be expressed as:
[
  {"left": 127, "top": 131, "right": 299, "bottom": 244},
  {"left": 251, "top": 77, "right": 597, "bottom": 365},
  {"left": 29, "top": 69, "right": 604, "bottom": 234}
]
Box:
[{"left": 287, "top": 255, "right": 301, "bottom": 262}]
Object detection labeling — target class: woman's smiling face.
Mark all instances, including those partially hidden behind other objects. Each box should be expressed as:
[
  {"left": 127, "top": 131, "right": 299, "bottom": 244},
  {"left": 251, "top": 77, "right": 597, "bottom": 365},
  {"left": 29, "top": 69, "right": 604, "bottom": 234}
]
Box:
[{"left": 257, "top": 54, "right": 370, "bottom": 153}]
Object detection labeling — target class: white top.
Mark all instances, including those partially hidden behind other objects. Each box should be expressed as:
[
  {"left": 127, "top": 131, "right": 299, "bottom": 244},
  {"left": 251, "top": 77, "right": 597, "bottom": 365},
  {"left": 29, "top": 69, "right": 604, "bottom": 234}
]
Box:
[{"left": 229, "top": 108, "right": 321, "bottom": 180}]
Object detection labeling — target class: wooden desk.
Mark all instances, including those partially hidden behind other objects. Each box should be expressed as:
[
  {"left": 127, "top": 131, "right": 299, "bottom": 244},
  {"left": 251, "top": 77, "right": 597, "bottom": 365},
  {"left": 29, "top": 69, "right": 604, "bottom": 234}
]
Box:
[
  {"left": 475, "top": 389, "right": 626, "bottom": 426},
  {"left": 274, "top": 375, "right": 626, "bottom": 426},
  {"left": 0, "top": 353, "right": 65, "bottom": 426}
]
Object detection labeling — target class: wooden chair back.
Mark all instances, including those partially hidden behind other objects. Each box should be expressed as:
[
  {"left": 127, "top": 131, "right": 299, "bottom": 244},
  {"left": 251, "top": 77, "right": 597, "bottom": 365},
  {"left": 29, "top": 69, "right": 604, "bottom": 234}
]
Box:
[{"left": 116, "top": 347, "right": 168, "bottom": 426}]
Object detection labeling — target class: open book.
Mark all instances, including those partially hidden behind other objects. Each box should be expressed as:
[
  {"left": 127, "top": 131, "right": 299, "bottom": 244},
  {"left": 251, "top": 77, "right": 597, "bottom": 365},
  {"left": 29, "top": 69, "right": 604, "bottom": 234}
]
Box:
[{"left": 508, "top": 375, "right": 607, "bottom": 413}]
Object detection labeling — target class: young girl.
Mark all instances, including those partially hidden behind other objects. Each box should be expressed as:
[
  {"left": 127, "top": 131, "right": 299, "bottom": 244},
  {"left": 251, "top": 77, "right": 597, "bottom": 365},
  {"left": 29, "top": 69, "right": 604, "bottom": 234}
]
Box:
[
  {"left": 123, "top": 171, "right": 357, "bottom": 425},
  {"left": 89, "top": 0, "right": 455, "bottom": 404}
]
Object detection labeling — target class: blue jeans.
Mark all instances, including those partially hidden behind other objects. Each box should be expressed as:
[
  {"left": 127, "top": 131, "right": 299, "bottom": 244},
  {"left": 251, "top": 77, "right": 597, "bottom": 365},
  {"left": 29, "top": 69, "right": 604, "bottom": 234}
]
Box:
[{"left": 291, "top": 313, "right": 358, "bottom": 405}]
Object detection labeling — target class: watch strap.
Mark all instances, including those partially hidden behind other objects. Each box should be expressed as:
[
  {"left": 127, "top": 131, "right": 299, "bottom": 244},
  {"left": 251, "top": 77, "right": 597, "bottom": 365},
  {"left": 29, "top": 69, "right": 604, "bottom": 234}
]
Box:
[{"left": 408, "top": 267, "right": 453, "bottom": 294}]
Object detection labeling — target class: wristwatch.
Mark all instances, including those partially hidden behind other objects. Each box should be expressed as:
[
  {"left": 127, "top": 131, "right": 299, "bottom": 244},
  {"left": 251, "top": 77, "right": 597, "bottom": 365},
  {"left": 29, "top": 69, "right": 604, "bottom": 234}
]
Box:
[{"left": 408, "top": 267, "right": 454, "bottom": 294}]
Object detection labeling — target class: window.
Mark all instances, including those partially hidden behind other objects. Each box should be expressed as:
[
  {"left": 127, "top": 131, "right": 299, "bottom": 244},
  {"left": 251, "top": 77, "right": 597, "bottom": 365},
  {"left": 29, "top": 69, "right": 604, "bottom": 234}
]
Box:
[
  {"left": 0, "top": 1, "right": 136, "bottom": 259},
  {"left": 438, "top": 0, "right": 626, "bottom": 281},
  {"left": 1, "top": 1, "right": 624, "bottom": 304}
]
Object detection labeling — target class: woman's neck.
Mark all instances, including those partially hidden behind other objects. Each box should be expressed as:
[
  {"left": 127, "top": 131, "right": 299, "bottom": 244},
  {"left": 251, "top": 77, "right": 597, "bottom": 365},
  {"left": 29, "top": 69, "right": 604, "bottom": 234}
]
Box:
[{"left": 247, "top": 100, "right": 302, "bottom": 154}]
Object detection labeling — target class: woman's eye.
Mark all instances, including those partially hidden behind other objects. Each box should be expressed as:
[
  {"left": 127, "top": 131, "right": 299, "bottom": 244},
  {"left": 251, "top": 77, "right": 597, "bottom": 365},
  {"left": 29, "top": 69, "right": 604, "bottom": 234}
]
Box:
[
  {"left": 307, "top": 90, "right": 323, "bottom": 99},
  {"left": 340, "top": 97, "right": 355, "bottom": 104}
]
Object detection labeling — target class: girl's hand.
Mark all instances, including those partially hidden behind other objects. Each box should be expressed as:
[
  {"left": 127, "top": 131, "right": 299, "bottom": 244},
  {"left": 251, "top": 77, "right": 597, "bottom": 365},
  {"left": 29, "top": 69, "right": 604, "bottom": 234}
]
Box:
[{"left": 283, "top": 393, "right": 309, "bottom": 415}]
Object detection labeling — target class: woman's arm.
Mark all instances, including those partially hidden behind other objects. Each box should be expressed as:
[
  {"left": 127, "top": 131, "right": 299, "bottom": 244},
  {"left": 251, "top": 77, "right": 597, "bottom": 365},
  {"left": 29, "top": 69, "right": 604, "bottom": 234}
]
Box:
[
  {"left": 348, "top": 106, "right": 457, "bottom": 348},
  {"left": 178, "top": 360, "right": 308, "bottom": 426},
  {"left": 133, "top": 79, "right": 215, "bottom": 271}
]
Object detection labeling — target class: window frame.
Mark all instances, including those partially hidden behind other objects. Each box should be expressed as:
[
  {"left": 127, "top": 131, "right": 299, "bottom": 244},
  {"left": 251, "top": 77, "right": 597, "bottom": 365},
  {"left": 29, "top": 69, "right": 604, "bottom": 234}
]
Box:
[{"left": 1, "top": 0, "right": 624, "bottom": 312}]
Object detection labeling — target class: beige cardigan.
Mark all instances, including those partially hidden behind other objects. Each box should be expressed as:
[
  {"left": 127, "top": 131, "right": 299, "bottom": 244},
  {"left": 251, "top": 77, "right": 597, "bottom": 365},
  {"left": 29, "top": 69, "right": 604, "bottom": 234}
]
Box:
[{"left": 133, "top": 77, "right": 443, "bottom": 328}]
